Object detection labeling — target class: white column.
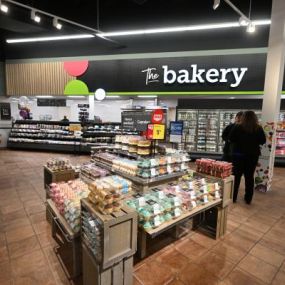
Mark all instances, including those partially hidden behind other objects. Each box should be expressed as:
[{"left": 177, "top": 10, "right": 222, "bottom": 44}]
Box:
[
  {"left": 89, "top": 95, "right": 95, "bottom": 120},
  {"left": 256, "top": 0, "right": 285, "bottom": 192}
]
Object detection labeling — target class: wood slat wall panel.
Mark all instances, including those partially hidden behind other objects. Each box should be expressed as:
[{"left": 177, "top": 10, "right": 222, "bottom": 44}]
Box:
[{"left": 5, "top": 62, "right": 75, "bottom": 96}]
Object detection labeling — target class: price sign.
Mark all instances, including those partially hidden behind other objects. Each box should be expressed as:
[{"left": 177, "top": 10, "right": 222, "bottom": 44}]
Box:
[
  {"left": 152, "top": 124, "right": 165, "bottom": 140},
  {"left": 69, "top": 124, "right": 82, "bottom": 131},
  {"left": 154, "top": 216, "right": 161, "bottom": 227}
]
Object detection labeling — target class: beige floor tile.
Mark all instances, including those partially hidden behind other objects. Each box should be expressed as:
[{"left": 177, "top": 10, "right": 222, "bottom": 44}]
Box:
[
  {"left": 222, "top": 268, "right": 266, "bottom": 285},
  {"left": 8, "top": 235, "right": 41, "bottom": 259},
  {"left": 175, "top": 238, "right": 208, "bottom": 259},
  {"left": 271, "top": 270, "right": 285, "bottom": 285},
  {"left": 0, "top": 262, "right": 12, "bottom": 283},
  {"left": 5, "top": 224, "right": 35, "bottom": 244},
  {"left": 238, "top": 254, "right": 279, "bottom": 284},
  {"left": 0, "top": 245, "right": 9, "bottom": 264},
  {"left": 250, "top": 243, "right": 285, "bottom": 267},
  {"left": 196, "top": 251, "right": 235, "bottom": 280}
]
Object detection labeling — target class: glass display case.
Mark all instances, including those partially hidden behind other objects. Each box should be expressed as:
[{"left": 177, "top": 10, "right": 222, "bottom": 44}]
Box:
[{"left": 177, "top": 109, "right": 285, "bottom": 159}]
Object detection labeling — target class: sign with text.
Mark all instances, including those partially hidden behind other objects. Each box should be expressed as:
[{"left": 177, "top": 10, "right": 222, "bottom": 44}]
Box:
[
  {"left": 151, "top": 109, "right": 164, "bottom": 124},
  {"left": 78, "top": 53, "right": 285, "bottom": 93},
  {"left": 152, "top": 124, "right": 166, "bottom": 140},
  {"left": 170, "top": 121, "right": 184, "bottom": 143}
]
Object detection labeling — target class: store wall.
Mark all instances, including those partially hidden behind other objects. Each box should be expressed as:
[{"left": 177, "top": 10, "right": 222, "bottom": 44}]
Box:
[{"left": 0, "top": 62, "right": 5, "bottom": 96}]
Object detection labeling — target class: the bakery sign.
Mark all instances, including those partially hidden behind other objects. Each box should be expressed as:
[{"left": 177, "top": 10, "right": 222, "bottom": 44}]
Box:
[{"left": 141, "top": 65, "right": 248, "bottom": 88}]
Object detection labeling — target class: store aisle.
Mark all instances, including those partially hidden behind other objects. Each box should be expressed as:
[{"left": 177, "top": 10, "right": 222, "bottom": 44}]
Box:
[{"left": 0, "top": 150, "right": 284, "bottom": 285}]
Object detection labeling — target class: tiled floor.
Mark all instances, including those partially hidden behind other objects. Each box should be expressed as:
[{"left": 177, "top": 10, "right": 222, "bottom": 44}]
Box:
[{"left": 0, "top": 150, "right": 285, "bottom": 285}]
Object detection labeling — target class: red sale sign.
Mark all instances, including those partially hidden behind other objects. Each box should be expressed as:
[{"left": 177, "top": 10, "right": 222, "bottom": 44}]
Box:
[
  {"left": 151, "top": 109, "right": 164, "bottom": 124},
  {"left": 146, "top": 124, "right": 154, "bottom": 139}
]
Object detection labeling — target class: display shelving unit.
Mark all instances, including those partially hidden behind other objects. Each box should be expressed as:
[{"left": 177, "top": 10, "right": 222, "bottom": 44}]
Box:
[{"left": 177, "top": 109, "right": 285, "bottom": 164}]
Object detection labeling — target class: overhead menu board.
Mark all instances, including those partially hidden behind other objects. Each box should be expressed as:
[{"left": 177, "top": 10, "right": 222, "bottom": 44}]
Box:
[
  {"left": 122, "top": 109, "right": 167, "bottom": 131},
  {"left": 122, "top": 111, "right": 152, "bottom": 131},
  {"left": 37, "top": 99, "right": 66, "bottom": 107}
]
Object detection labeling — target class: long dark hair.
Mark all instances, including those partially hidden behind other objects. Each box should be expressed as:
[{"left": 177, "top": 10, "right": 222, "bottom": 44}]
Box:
[{"left": 240, "top": 111, "right": 259, "bottom": 132}]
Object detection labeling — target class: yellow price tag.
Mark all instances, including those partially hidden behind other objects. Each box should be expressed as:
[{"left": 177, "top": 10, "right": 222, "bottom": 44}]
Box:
[
  {"left": 69, "top": 124, "right": 82, "bottom": 131},
  {"left": 153, "top": 124, "right": 165, "bottom": 140}
]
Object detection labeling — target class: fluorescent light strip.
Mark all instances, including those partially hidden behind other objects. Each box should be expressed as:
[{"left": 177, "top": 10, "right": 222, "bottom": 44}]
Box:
[
  {"left": 36, "top": 95, "right": 53, "bottom": 98},
  {"left": 6, "top": 34, "right": 95, "bottom": 43},
  {"left": 106, "top": 96, "right": 120, "bottom": 98},
  {"left": 97, "top": 19, "right": 271, "bottom": 37},
  {"left": 138, "top": 95, "right": 157, "bottom": 98}
]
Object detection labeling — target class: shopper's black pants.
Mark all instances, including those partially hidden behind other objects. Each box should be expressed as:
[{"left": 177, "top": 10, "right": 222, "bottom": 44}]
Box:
[{"left": 232, "top": 155, "right": 259, "bottom": 203}]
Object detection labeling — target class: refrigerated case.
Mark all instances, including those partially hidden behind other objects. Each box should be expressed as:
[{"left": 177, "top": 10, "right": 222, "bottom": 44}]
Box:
[{"left": 177, "top": 109, "right": 283, "bottom": 161}]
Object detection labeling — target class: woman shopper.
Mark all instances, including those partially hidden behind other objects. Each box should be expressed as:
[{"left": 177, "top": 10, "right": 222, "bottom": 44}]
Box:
[
  {"left": 228, "top": 111, "right": 266, "bottom": 204},
  {"left": 221, "top": 111, "right": 243, "bottom": 162}
]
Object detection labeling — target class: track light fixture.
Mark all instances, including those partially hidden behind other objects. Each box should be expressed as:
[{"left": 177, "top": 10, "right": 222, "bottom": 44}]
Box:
[
  {"left": 246, "top": 22, "right": 256, "bottom": 33},
  {"left": 53, "top": 17, "right": 62, "bottom": 30},
  {"left": 213, "top": 0, "right": 220, "bottom": 10},
  {"left": 239, "top": 16, "right": 248, "bottom": 26},
  {"left": 0, "top": 1, "right": 8, "bottom": 13},
  {"left": 31, "top": 9, "right": 41, "bottom": 23}
]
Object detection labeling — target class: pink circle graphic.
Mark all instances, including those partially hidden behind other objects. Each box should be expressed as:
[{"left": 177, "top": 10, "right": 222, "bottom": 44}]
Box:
[{"left": 64, "top": 60, "right": 89, "bottom": 77}]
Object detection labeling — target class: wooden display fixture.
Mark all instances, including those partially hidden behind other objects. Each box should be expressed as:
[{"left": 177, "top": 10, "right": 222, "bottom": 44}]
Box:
[
  {"left": 44, "top": 166, "right": 76, "bottom": 224},
  {"left": 81, "top": 199, "right": 137, "bottom": 270},
  {"left": 44, "top": 166, "right": 76, "bottom": 194},
  {"left": 193, "top": 172, "right": 234, "bottom": 208},
  {"left": 46, "top": 199, "right": 82, "bottom": 279},
  {"left": 82, "top": 243, "right": 133, "bottom": 285}
]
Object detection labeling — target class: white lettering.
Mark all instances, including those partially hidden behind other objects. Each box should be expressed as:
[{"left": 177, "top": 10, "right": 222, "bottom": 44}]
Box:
[
  {"left": 206, "top": 69, "right": 219, "bottom": 83},
  {"left": 163, "top": 65, "right": 176, "bottom": 84},
  {"left": 231, "top": 67, "right": 248, "bottom": 87},
  {"left": 177, "top": 69, "right": 190, "bottom": 84},
  {"left": 220, "top": 68, "right": 232, "bottom": 83},
  {"left": 191, "top": 64, "right": 205, "bottom": 83},
  {"left": 141, "top": 67, "right": 159, "bottom": 85}
]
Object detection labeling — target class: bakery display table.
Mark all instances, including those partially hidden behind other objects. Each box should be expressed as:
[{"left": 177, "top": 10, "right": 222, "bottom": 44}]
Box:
[{"left": 137, "top": 199, "right": 223, "bottom": 259}]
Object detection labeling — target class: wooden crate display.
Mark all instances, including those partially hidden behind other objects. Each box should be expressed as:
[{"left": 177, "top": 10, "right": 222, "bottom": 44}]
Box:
[
  {"left": 44, "top": 166, "right": 76, "bottom": 193},
  {"left": 81, "top": 199, "right": 137, "bottom": 270},
  {"left": 193, "top": 172, "right": 234, "bottom": 208},
  {"left": 46, "top": 199, "right": 82, "bottom": 278},
  {"left": 82, "top": 244, "right": 133, "bottom": 285}
]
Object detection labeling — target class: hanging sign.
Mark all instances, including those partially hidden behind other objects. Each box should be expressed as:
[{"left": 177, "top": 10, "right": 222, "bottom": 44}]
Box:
[{"left": 151, "top": 109, "right": 164, "bottom": 124}]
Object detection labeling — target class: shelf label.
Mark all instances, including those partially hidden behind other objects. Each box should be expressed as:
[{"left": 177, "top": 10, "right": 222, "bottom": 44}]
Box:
[
  {"left": 154, "top": 215, "right": 161, "bottom": 227},
  {"left": 138, "top": 197, "right": 146, "bottom": 207},
  {"left": 153, "top": 203, "right": 161, "bottom": 215},
  {"left": 158, "top": 191, "right": 165, "bottom": 199},
  {"left": 190, "top": 190, "right": 196, "bottom": 199},
  {"left": 203, "top": 185, "right": 208, "bottom": 194},
  {"left": 174, "top": 208, "right": 181, "bottom": 217},
  {"left": 203, "top": 195, "right": 209, "bottom": 203},
  {"left": 191, "top": 201, "right": 197, "bottom": 208},
  {"left": 215, "top": 191, "right": 220, "bottom": 199},
  {"left": 173, "top": 197, "right": 180, "bottom": 206},
  {"left": 151, "top": 168, "right": 156, "bottom": 177},
  {"left": 188, "top": 181, "right": 193, "bottom": 189},
  {"left": 201, "top": 178, "right": 206, "bottom": 185},
  {"left": 215, "top": 182, "right": 220, "bottom": 190}
]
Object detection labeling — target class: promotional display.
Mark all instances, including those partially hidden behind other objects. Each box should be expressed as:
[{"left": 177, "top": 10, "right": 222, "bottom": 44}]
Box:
[{"left": 169, "top": 121, "right": 184, "bottom": 143}]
